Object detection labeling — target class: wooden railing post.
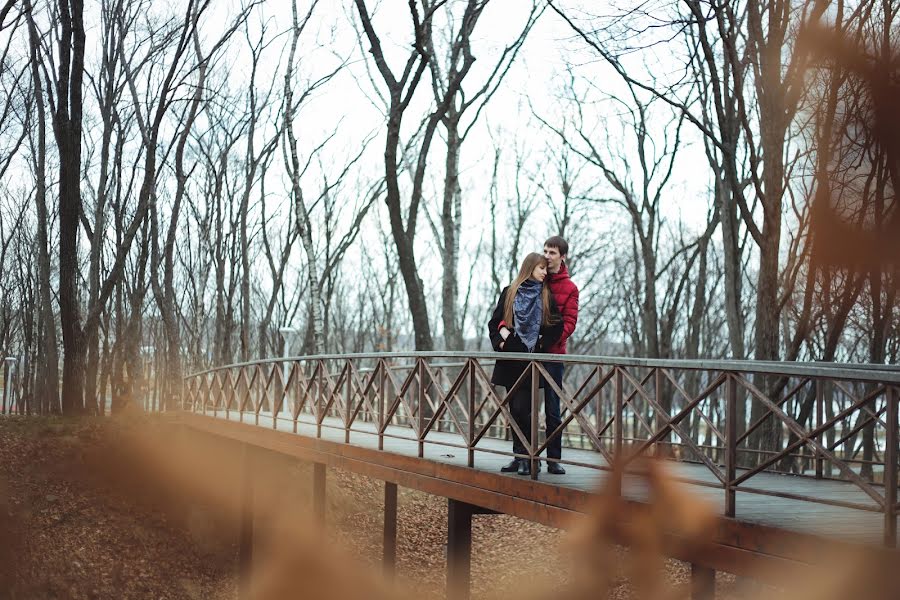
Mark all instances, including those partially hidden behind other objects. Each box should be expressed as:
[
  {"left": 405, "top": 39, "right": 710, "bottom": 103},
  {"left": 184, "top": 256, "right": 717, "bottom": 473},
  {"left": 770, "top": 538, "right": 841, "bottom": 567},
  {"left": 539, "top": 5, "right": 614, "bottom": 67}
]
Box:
[
  {"left": 530, "top": 361, "right": 540, "bottom": 480},
  {"left": 316, "top": 361, "right": 323, "bottom": 439},
  {"left": 237, "top": 370, "right": 244, "bottom": 422},
  {"left": 418, "top": 359, "right": 425, "bottom": 458},
  {"left": 655, "top": 368, "right": 665, "bottom": 456},
  {"left": 221, "top": 369, "right": 229, "bottom": 420},
  {"left": 595, "top": 367, "right": 603, "bottom": 451},
  {"left": 725, "top": 374, "right": 737, "bottom": 518},
  {"left": 345, "top": 361, "right": 352, "bottom": 444},
  {"left": 253, "top": 366, "right": 261, "bottom": 426},
  {"left": 292, "top": 362, "right": 299, "bottom": 434},
  {"left": 378, "top": 360, "right": 386, "bottom": 451},
  {"left": 615, "top": 368, "right": 623, "bottom": 457},
  {"left": 272, "top": 363, "right": 280, "bottom": 430},
  {"left": 223, "top": 371, "right": 229, "bottom": 417},
  {"left": 815, "top": 379, "right": 824, "bottom": 479},
  {"left": 436, "top": 367, "right": 445, "bottom": 433},
  {"left": 467, "top": 360, "right": 475, "bottom": 468},
  {"left": 885, "top": 385, "right": 898, "bottom": 547}
]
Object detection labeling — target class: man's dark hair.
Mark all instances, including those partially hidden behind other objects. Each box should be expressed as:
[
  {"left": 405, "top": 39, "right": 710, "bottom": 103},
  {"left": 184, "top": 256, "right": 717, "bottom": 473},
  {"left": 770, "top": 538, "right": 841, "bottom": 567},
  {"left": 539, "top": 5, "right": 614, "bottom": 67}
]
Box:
[{"left": 544, "top": 235, "right": 569, "bottom": 257}]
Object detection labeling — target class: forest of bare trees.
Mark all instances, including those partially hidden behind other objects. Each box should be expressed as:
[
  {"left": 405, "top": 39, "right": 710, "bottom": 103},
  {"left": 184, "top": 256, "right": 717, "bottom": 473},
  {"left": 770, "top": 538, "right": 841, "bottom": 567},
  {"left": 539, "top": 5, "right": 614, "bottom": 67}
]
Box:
[{"left": 0, "top": 0, "right": 896, "bottom": 417}]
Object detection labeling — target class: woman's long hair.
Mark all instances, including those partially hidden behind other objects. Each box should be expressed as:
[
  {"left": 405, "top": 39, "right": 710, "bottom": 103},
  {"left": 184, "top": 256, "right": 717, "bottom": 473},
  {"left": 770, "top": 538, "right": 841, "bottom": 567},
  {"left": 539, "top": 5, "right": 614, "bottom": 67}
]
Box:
[{"left": 503, "top": 252, "right": 557, "bottom": 327}]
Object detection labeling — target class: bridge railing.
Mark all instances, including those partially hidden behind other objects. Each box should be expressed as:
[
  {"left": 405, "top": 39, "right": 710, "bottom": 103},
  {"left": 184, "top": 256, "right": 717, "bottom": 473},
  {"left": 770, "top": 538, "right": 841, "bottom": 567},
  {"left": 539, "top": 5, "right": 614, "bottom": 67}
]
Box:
[{"left": 183, "top": 352, "right": 900, "bottom": 545}]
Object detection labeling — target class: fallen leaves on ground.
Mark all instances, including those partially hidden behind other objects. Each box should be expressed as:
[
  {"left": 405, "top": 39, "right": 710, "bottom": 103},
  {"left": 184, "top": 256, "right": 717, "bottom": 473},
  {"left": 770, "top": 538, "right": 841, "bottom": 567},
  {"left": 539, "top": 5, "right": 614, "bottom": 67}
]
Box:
[{"left": 1, "top": 415, "right": 761, "bottom": 599}]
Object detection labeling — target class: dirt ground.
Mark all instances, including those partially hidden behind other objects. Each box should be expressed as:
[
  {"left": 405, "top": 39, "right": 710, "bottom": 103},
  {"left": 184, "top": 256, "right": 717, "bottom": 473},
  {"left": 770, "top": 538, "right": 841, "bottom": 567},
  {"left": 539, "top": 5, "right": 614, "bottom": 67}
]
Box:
[
  {"left": 0, "top": 416, "right": 228, "bottom": 599},
  {"left": 1, "top": 415, "right": 757, "bottom": 599}
]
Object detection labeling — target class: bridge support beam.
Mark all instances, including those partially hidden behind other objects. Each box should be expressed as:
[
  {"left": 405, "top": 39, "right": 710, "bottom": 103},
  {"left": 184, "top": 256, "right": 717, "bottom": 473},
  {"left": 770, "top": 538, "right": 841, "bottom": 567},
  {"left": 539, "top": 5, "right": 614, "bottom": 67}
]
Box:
[
  {"left": 691, "top": 563, "right": 715, "bottom": 600},
  {"left": 447, "top": 499, "right": 499, "bottom": 600},
  {"left": 383, "top": 481, "right": 398, "bottom": 577},
  {"left": 313, "top": 462, "right": 326, "bottom": 521}
]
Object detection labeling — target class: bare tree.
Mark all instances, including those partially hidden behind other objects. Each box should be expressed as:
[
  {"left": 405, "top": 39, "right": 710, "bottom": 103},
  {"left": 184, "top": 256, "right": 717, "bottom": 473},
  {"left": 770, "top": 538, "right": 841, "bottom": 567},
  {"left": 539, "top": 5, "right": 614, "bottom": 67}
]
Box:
[
  {"left": 43, "top": 0, "right": 87, "bottom": 415},
  {"left": 147, "top": 0, "right": 206, "bottom": 407},
  {"left": 419, "top": 1, "right": 543, "bottom": 349},
  {"left": 1, "top": 0, "right": 29, "bottom": 183},
  {"left": 537, "top": 67, "right": 697, "bottom": 359},
  {"left": 354, "top": 0, "right": 488, "bottom": 350},
  {"left": 192, "top": 111, "right": 243, "bottom": 365},
  {"left": 23, "top": 0, "right": 59, "bottom": 412},
  {"left": 283, "top": 0, "right": 354, "bottom": 354}
]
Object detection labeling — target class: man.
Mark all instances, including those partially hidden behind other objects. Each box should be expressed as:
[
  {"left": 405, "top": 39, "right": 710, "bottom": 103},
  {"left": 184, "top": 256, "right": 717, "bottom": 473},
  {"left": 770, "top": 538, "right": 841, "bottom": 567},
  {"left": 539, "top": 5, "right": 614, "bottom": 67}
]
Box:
[{"left": 542, "top": 236, "right": 579, "bottom": 474}]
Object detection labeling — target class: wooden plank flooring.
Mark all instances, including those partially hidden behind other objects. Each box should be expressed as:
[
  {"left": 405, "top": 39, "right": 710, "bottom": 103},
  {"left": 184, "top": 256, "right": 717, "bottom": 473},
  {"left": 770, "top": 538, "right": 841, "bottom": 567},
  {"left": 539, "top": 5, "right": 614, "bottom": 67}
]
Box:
[{"left": 200, "top": 408, "right": 888, "bottom": 546}]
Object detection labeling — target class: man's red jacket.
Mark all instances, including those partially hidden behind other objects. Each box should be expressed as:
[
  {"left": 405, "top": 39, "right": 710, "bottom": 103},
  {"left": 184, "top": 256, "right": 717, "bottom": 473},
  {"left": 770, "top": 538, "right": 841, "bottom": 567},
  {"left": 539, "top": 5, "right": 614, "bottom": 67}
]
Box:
[{"left": 546, "top": 262, "right": 579, "bottom": 354}]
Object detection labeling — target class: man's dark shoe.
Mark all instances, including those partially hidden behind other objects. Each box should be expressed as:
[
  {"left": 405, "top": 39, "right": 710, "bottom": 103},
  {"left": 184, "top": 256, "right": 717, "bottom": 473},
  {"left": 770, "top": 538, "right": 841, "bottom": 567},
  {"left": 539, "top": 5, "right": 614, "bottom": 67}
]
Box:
[
  {"left": 501, "top": 458, "right": 521, "bottom": 473},
  {"left": 517, "top": 459, "right": 531, "bottom": 476},
  {"left": 546, "top": 461, "right": 566, "bottom": 475}
]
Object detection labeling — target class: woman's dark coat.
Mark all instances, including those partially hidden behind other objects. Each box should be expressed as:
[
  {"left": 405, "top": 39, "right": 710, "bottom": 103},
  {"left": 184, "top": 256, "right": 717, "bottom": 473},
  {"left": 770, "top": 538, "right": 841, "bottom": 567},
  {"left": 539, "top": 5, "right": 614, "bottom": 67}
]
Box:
[{"left": 487, "top": 286, "right": 563, "bottom": 388}]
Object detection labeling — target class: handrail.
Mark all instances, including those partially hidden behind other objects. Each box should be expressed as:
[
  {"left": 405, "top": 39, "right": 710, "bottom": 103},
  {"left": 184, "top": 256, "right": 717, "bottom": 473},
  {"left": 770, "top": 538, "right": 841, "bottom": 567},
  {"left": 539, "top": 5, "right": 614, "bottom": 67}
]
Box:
[{"left": 185, "top": 351, "right": 900, "bottom": 384}]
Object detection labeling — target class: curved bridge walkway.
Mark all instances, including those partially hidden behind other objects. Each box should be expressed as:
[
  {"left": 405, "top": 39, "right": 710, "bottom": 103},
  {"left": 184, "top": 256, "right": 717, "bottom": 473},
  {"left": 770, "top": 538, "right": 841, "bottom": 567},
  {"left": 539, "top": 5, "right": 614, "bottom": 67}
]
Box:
[{"left": 177, "top": 352, "right": 900, "bottom": 599}]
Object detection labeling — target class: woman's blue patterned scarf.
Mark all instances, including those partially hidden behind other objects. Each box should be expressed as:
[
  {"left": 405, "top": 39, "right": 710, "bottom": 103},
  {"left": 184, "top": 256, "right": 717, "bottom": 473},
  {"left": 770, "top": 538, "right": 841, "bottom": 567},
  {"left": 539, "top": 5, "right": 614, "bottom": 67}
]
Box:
[{"left": 513, "top": 279, "right": 543, "bottom": 352}]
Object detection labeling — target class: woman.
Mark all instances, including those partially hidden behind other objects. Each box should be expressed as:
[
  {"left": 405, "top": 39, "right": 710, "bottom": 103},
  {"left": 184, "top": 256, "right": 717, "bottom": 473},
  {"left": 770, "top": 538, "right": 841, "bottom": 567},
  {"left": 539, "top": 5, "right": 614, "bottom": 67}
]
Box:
[{"left": 487, "top": 252, "right": 562, "bottom": 476}]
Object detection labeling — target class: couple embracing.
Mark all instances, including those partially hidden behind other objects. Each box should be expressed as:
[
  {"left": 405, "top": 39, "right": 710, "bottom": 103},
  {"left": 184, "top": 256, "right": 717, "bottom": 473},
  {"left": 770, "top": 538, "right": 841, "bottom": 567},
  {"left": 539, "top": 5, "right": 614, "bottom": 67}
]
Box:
[{"left": 487, "top": 236, "right": 579, "bottom": 477}]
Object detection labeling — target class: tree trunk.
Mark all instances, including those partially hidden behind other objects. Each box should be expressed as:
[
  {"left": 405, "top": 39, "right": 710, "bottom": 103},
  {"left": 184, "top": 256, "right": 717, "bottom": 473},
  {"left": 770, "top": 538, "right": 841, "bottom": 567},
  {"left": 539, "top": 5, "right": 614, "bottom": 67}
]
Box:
[
  {"left": 25, "top": 0, "right": 60, "bottom": 413},
  {"left": 284, "top": 0, "right": 325, "bottom": 354},
  {"left": 52, "top": 0, "right": 87, "bottom": 415},
  {"left": 385, "top": 110, "right": 434, "bottom": 351},
  {"left": 746, "top": 0, "right": 792, "bottom": 457},
  {"left": 155, "top": 12, "right": 206, "bottom": 407},
  {"left": 440, "top": 113, "right": 464, "bottom": 350},
  {"left": 640, "top": 236, "right": 660, "bottom": 358},
  {"left": 718, "top": 179, "right": 745, "bottom": 360}
]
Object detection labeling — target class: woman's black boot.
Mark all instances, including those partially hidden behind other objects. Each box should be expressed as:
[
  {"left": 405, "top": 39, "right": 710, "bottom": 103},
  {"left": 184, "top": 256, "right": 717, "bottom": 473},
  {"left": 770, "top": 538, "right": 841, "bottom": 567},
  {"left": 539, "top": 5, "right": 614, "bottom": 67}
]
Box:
[{"left": 501, "top": 458, "right": 521, "bottom": 473}]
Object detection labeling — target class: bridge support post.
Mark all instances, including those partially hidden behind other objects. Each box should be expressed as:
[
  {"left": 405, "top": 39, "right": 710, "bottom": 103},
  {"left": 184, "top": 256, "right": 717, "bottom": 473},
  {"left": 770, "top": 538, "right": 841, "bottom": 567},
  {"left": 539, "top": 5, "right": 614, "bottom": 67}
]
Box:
[
  {"left": 447, "top": 499, "right": 473, "bottom": 600},
  {"left": 238, "top": 444, "right": 254, "bottom": 600},
  {"left": 691, "top": 563, "right": 715, "bottom": 600},
  {"left": 447, "top": 500, "right": 498, "bottom": 599},
  {"left": 383, "top": 481, "right": 398, "bottom": 577},
  {"left": 313, "top": 462, "right": 326, "bottom": 521}
]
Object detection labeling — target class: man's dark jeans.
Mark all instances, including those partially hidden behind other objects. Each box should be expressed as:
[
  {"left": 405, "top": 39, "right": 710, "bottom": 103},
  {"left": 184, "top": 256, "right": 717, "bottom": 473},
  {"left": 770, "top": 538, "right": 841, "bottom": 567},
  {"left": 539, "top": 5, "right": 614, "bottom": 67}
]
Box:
[{"left": 542, "top": 361, "right": 564, "bottom": 459}]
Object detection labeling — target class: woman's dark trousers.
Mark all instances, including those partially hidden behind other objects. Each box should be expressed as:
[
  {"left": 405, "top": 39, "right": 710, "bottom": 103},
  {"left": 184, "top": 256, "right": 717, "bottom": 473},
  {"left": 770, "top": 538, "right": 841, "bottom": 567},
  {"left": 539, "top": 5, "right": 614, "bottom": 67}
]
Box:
[{"left": 506, "top": 386, "right": 532, "bottom": 456}]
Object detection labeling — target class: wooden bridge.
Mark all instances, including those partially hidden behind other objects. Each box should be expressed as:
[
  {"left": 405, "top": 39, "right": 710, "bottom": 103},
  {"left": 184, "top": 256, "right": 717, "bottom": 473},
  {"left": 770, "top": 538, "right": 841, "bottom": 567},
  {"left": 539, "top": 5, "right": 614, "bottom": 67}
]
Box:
[{"left": 176, "top": 352, "right": 900, "bottom": 599}]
